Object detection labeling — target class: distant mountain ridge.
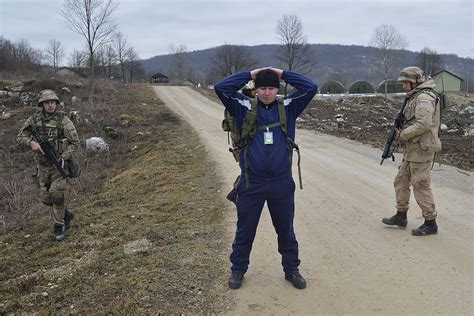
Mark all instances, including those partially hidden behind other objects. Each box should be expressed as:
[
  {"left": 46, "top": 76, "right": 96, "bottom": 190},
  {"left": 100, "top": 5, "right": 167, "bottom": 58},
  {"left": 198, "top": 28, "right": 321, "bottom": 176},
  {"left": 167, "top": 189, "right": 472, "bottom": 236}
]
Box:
[{"left": 140, "top": 44, "right": 472, "bottom": 89}]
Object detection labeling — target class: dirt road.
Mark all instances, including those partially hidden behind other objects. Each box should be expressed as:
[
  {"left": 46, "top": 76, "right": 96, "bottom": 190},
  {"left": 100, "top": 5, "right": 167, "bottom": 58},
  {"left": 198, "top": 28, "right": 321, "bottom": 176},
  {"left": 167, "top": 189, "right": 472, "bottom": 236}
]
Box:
[{"left": 152, "top": 86, "right": 473, "bottom": 315}]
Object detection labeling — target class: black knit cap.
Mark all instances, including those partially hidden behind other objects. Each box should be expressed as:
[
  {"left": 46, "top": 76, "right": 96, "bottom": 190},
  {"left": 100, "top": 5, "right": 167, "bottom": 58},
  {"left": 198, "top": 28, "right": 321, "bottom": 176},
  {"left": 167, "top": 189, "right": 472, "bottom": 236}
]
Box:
[{"left": 254, "top": 69, "right": 280, "bottom": 89}]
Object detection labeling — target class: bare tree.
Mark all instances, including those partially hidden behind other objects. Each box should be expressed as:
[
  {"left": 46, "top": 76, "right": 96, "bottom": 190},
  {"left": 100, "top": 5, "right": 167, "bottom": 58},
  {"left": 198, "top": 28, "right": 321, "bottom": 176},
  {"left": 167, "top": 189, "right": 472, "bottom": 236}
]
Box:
[
  {"left": 168, "top": 43, "right": 190, "bottom": 82},
  {"left": 211, "top": 44, "right": 258, "bottom": 78},
  {"left": 45, "top": 39, "right": 64, "bottom": 70},
  {"left": 370, "top": 24, "right": 408, "bottom": 98},
  {"left": 113, "top": 31, "right": 129, "bottom": 83},
  {"left": 103, "top": 44, "right": 116, "bottom": 79},
  {"left": 69, "top": 48, "right": 87, "bottom": 69},
  {"left": 416, "top": 47, "right": 444, "bottom": 76},
  {"left": 275, "top": 15, "right": 316, "bottom": 94},
  {"left": 62, "top": 0, "right": 118, "bottom": 102},
  {"left": 275, "top": 15, "right": 316, "bottom": 73},
  {"left": 126, "top": 48, "right": 144, "bottom": 83}
]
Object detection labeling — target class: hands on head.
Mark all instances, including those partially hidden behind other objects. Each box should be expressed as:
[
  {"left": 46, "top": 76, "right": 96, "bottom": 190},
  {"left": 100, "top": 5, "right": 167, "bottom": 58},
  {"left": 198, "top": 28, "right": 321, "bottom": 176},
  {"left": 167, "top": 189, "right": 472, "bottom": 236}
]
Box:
[{"left": 251, "top": 67, "right": 283, "bottom": 80}]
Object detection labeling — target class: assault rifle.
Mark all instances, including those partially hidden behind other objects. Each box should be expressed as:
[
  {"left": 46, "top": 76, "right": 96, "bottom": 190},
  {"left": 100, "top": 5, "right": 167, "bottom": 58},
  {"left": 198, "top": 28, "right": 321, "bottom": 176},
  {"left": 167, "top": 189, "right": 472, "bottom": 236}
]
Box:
[
  {"left": 380, "top": 97, "right": 409, "bottom": 165},
  {"left": 24, "top": 125, "right": 70, "bottom": 178}
]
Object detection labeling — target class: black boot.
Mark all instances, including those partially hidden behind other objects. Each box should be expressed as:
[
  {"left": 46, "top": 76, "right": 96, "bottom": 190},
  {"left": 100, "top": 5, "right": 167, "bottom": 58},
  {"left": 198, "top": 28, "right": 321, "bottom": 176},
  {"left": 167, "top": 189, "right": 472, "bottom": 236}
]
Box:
[
  {"left": 412, "top": 219, "right": 438, "bottom": 236},
  {"left": 226, "top": 188, "right": 238, "bottom": 204},
  {"left": 382, "top": 212, "right": 407, "bottom": 228},
  {"left": 228, "top": 271, "right": 244, "bottom": 289},
  {"left": 64, "top": 209, "right": 74, "bottom": 231},
  {"left": 54, "top": 224, "right": 65, "bottom": 241},
  {"left": 285, "top": 271, "right": 307, "bottom": 289}
]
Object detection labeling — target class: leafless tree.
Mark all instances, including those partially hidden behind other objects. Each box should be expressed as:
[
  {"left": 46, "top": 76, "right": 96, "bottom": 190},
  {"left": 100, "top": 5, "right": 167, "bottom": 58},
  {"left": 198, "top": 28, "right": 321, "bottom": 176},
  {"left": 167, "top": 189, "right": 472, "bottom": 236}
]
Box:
[
  {"left": 168, "top": 43, "right": 189, "bottom": 81},
  {"left": 69, "top": 48, "right": 87, "bottom": 69},
  {"left": 113, "top": 31, "right": 129, "bottom": 83},
  {"left": 275, "top": 15, "right": 316, "bottom": 73},
  {"left": 126, "top": 48, "right": 143, "bottom": 83},
  {"left": 370, "top": 24, "right": 408, "bottom": 98},
  {"left": 211, "top": 44, "right": 259, "bottom": 78},
  {"left": 45, "top": 39, "right": 64, "bottom": 70},
  {"left": 275, "top": 15, "right": 316, "bottom": 94},
  {"left": 416, "top": 47, "right": 444, "bottom": 76},
  {"left": 61, "top": 0, "right": 118, "bottom": 102},
  {"left": 103, "top": 44, "right": 116, "bottom": 79}
]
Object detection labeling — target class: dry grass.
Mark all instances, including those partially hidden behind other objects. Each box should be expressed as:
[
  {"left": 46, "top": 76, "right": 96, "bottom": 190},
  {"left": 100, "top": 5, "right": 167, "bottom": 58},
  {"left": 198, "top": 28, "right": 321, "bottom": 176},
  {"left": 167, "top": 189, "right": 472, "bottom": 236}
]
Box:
[{"left": 0, "top": 80, "right": 230, "bottom": 313}]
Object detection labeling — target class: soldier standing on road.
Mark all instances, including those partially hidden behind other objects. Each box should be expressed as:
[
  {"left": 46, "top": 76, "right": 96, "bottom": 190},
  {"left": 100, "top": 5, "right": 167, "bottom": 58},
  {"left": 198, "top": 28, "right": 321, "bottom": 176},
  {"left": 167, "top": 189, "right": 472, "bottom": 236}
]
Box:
[
  {"left": 382, "top": 66, "right": 442, "bottom": 236},
  {"left": 215, "top": 67, "right": 317, "bottom": 289},
  {"left": 17, "top": 89, "right": 80, "bottom": 241}
]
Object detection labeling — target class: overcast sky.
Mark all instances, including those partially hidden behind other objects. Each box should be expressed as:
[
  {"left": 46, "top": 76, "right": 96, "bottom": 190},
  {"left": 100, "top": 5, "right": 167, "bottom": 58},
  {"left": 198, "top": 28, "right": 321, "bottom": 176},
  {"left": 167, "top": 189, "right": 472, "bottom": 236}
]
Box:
[{"left": 0, "top": 0, "right": 472, "bottom": 63}]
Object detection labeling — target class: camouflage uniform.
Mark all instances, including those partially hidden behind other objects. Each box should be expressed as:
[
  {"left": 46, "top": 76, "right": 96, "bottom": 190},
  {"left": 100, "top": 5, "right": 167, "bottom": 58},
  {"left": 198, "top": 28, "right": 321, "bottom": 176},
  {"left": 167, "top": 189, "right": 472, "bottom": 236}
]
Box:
[
  {"left": 394, "top": 67, "right": 441, "bottom": 220},
  {"left": 17, "top": 90, "right": 80, "bottom": 227}
]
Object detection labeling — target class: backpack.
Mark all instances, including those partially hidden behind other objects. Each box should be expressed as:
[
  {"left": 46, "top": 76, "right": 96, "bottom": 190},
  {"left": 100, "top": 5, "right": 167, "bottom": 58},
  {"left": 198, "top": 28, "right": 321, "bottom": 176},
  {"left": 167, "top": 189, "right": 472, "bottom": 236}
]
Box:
[{"left": 222, "top": 97, "right": 303, "bottom": 189}]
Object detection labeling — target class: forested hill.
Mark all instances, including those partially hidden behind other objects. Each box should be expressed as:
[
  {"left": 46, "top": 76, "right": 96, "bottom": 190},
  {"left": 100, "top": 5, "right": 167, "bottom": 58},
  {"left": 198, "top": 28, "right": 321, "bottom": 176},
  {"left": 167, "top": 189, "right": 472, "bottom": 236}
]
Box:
[{"left": 140, "top": 43, "right": 472, "bottom": 88}]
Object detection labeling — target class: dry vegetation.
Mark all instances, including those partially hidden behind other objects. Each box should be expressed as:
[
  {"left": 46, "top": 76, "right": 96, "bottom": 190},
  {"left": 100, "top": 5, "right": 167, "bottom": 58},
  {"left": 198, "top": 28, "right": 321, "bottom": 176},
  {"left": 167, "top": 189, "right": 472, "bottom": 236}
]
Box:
[{"left": 0, "top": 80, "right": 230, "bottom": 313}]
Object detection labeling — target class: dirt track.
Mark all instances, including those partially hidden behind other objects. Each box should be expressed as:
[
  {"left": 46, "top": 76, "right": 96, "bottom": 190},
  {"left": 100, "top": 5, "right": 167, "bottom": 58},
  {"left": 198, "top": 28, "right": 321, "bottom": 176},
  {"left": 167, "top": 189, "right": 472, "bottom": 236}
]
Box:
[{"left": 152, "top": 86, "right": 473, "bottom": 315}]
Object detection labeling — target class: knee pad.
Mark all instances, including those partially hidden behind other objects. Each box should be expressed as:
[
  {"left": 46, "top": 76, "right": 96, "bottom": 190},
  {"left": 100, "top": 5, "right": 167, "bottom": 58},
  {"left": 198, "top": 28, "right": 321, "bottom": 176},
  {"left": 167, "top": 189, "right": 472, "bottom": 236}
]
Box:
[
  {"left": 40, "top": 192, "right": 53, "bottom": 206},
  {"left": 52, "top": 194, "right": 65, "bottom": 206}
]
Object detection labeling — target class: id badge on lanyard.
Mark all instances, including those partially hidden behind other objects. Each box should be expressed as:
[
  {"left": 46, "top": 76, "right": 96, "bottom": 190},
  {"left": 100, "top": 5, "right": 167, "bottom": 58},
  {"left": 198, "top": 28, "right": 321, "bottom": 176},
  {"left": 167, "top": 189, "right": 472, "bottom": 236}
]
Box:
[{"left": 264, "top": 127, "right": 273, "bottom": 145}]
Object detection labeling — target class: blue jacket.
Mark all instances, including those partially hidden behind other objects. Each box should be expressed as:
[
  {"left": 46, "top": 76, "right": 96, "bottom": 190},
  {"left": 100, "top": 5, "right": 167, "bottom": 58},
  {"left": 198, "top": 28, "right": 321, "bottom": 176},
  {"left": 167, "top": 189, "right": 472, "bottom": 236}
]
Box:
[{"left": 215, "top": 71, "right": 317, "bottom": 182}]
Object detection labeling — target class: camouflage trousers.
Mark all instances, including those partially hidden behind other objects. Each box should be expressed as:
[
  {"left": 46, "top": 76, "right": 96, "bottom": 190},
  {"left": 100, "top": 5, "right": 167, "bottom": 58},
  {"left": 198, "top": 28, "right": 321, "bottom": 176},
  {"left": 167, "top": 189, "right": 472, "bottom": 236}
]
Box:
[
  {"left": 394, "top": 160, "right": 437, "bottom": 220},
  {"left": 37, "top": 164, "right": 68, "bottom": 225}
]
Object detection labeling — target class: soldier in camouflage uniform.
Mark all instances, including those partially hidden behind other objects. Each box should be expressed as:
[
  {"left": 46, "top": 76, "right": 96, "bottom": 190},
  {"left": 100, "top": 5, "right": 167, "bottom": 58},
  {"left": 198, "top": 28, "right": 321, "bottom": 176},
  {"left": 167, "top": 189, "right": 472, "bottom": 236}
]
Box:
[
  {"left": 17, "top": 89, "right": 80, "bottom": 241},
  {"left": 382, "top": 67, "right": 442, "bottom": 236}
]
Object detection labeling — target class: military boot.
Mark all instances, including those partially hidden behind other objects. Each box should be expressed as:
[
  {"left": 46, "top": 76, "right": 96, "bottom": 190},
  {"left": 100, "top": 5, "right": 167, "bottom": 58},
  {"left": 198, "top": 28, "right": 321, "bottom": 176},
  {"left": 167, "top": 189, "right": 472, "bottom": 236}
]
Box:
[
  {"left": 382, "top": 212, "right": 407, "bottom": 228},
  {"left": 64, "top": 209, "right": 74, "bottom": 231},
  {"left": 412, "top": 219, "right": 438, "bottom": 236},
  {"left": 54, "top": 224, "right": 65, "bottom": 241},
  {"left": 228, "top": 271, "right": 245, "bottom": 289},
  {"left": 285, "top": 271, "right": 307, "bottom": 289}
]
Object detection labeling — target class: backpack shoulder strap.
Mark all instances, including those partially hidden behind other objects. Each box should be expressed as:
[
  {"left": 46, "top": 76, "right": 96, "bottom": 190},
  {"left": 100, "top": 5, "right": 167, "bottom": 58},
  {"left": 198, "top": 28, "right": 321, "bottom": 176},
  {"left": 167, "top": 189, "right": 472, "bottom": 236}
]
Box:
[
  {"left": 240, "top": 98, "right": 258, "bottom": 139},
  {"left": 277, "top": 97, "right": 287, "bottom": 135}
]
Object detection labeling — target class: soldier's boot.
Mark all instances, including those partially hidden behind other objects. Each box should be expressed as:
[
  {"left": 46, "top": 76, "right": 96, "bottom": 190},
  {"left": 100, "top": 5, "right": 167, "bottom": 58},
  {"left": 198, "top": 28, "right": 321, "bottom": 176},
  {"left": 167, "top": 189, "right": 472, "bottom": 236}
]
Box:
[
  {"left": 54, "top": 224, "right": 65, "bottom": 241},
  {"left": 64, "top": 209, "right": 74, "bottom": 231},
  {"left": 412, "top": 219, "right": 438, "bottom": 236},
  {"left": 382, "top": 212, "right": 407, "bottom": 228},
  {"left": 285, "top": 271, "right": 307, "bottom": 289},
  {"left": 226, "top": 188, "right": 238, "bottom": 204},
  {"left": 228, "top": 271, "right": 245, "bottom": 289}
]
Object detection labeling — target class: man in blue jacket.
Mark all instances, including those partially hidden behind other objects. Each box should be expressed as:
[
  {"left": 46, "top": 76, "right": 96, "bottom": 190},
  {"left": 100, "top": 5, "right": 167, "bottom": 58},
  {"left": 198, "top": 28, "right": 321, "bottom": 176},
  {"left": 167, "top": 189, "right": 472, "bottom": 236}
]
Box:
[{"left": 215, "top": 67, "right": 317, "bottom": 290}]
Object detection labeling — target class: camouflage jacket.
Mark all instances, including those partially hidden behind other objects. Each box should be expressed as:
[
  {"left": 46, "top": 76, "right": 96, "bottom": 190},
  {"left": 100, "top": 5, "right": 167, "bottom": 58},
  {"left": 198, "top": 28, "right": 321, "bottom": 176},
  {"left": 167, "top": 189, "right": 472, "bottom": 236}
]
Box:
[
  {"left": 17, "top": 110, "right": 79, "bottom": 165},
  {"left": 399, "top": 79, "right": 442, "bottom": 162}
]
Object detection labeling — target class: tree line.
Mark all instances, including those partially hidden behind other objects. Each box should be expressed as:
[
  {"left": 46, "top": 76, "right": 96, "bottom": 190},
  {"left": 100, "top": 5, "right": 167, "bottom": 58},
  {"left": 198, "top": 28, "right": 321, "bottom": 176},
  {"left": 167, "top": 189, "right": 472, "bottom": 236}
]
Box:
[
  {"left": 0, "top": 0, "right": 146, "bottom": 104},
  {"left": 167, "top": 15, "right": 445, "bottom": 92}
]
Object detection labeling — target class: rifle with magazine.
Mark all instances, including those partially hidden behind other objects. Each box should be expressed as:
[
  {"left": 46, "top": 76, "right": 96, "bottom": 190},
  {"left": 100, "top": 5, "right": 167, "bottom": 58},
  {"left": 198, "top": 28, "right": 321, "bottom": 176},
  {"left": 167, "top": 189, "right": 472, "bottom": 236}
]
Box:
[
  {"left": 24, "top": 125, "right": 70, "bottom": 178},
  {"left": 380, "top": 97, "right": 409, "bottom": 165}
]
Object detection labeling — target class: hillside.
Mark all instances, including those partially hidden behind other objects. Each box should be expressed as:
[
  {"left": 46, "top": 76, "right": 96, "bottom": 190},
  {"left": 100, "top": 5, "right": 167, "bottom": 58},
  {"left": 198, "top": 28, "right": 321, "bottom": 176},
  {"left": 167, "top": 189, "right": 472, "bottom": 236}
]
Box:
[
  {"left": 0, "top": 81, "right": 229, "bottom": 313},
  {"left": 141, "top": 44, "right": 473, "bottom": 88}
]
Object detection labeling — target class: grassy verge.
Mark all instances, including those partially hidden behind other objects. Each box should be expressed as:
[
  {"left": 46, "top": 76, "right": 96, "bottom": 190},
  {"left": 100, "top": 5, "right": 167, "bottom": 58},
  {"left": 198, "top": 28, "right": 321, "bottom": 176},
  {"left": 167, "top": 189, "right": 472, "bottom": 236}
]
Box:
[{"left": 0, "top": 83, "right": 229, "bottom": 313}]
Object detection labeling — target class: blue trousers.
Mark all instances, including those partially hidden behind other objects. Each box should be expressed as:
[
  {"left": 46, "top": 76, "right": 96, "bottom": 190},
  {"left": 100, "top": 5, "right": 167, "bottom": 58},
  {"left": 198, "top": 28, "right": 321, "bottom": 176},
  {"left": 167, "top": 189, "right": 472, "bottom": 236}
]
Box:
[{"left": 230, "top": 176, "right": 300, "bottom": 274}]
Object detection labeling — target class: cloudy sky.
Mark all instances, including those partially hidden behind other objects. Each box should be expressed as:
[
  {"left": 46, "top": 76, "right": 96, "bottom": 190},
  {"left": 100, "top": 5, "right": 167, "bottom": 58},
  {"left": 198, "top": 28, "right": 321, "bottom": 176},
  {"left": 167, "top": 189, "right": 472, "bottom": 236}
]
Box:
[{"left": 0, "top": 0, "right": 472, "bottom": 63}]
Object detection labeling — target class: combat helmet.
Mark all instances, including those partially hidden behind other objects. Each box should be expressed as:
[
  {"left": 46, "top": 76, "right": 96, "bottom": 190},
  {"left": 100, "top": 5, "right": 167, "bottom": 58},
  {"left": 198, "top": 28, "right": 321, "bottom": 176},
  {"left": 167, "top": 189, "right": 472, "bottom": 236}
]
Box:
[
  {"left": 37, "top": 89, "right": 60, "bottom": 106},
  {"left": 397, "top": 66, "right": 426, "bottom": 84}
]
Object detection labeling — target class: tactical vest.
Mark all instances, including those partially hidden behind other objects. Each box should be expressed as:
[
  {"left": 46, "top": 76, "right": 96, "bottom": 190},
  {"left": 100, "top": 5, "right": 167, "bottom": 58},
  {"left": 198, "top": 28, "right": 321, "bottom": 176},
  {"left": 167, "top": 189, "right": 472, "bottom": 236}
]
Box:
[
  {"left": 30, "top": 111, "right": 66, "bottom": 152},
  {"left": 233, "top": 97, "right": 303, "bottom": 189}
]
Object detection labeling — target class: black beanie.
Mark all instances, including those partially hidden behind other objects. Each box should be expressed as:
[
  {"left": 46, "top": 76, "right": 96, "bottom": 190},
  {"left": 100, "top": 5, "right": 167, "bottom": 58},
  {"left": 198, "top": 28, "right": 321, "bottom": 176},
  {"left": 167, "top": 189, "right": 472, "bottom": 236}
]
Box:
[{"left": 254, "top": 70, "right": 280, "bottom": 89}]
